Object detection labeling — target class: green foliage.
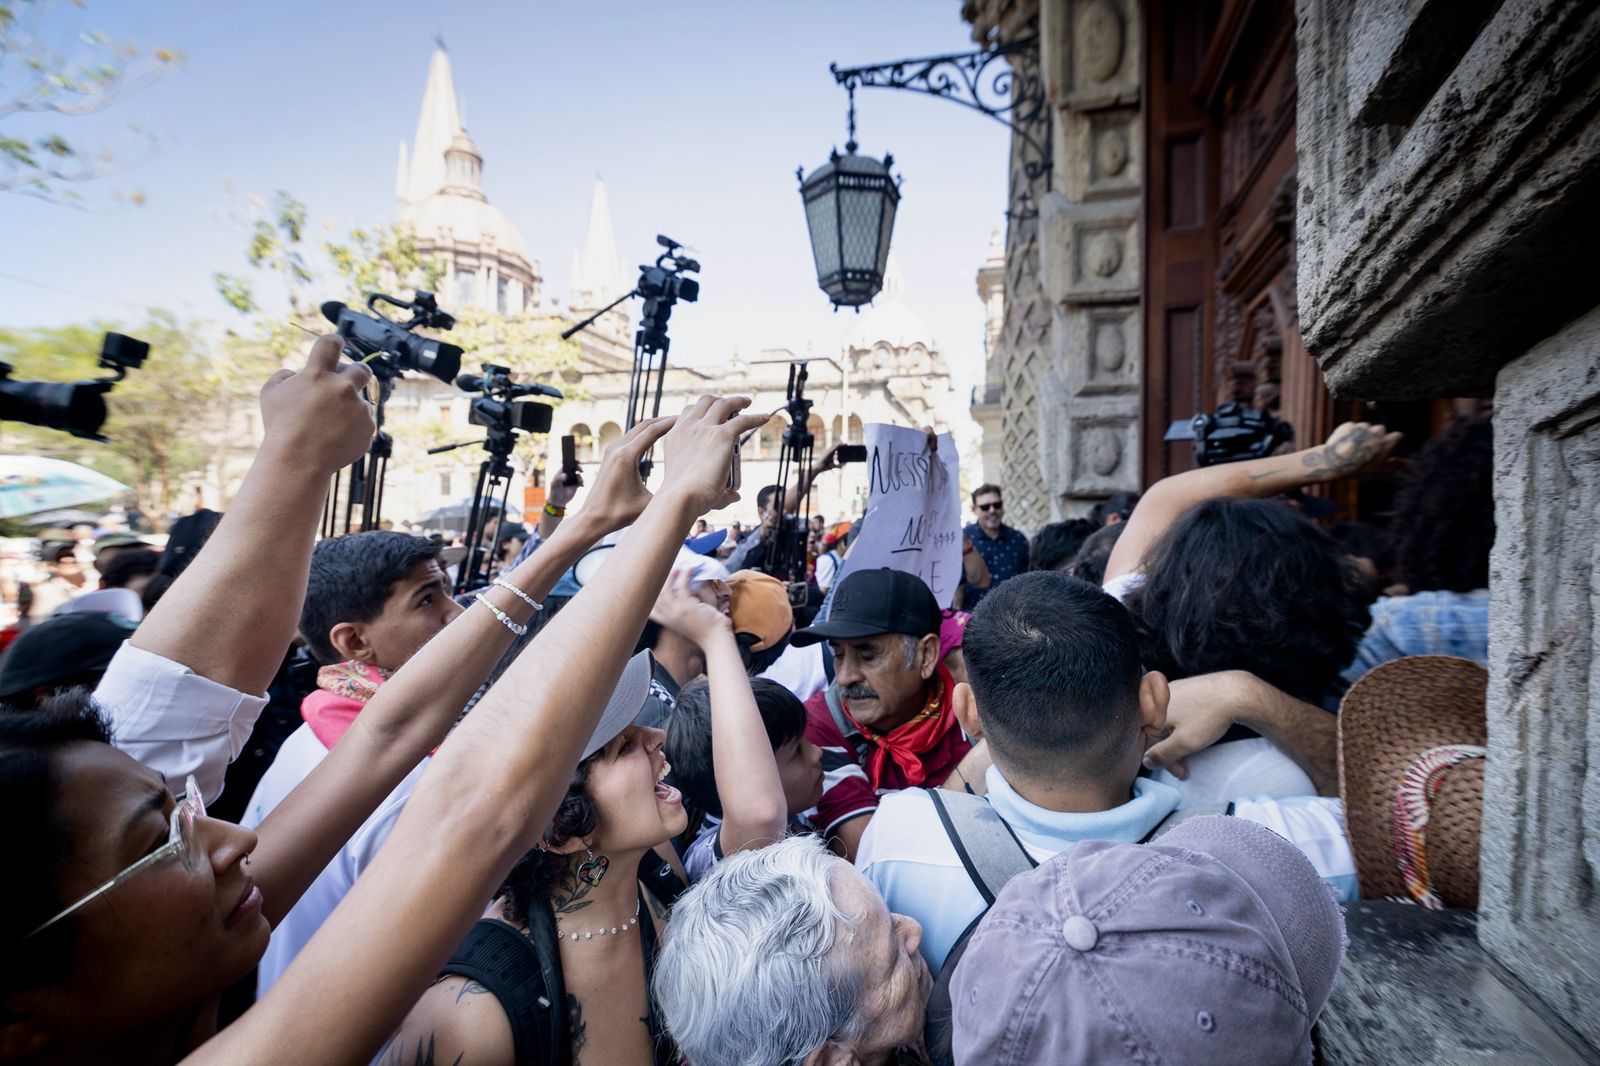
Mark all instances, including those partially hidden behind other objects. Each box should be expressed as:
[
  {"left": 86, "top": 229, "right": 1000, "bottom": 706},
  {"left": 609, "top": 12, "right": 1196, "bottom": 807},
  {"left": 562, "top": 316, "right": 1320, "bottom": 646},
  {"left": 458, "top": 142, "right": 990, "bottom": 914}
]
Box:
[{"left": 0, "top": 0, "right": 181, "bottom": 206}]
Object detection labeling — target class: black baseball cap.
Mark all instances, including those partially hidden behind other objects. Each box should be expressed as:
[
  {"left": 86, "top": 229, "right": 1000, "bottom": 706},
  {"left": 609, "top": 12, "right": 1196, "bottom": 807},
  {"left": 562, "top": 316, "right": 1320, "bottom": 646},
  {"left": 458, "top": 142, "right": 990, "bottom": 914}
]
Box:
[
  {"left": 791, "top": 569, "right": 941, "bottom": 647},
  {"left": 0, "top": 611, "right": 135, "bottom": 700}
]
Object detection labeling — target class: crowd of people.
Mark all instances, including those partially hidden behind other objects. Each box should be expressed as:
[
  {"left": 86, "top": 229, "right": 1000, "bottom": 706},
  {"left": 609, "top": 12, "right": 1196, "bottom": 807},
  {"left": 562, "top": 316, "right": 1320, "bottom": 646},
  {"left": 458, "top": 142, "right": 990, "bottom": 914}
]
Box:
[{"left": 0, "top": 335, "right": 1497, "bottom": 1065}]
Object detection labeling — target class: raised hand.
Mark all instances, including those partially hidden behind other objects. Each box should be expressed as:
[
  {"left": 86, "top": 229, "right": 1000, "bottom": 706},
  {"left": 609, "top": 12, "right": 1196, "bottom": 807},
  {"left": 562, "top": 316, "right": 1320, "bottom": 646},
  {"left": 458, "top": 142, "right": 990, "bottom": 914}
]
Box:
[
  {"left": 658, "top": 396, "right": 772, "bottom": 517},
  {"left": 578, "top": 416, "right": 676, "bottom": 533},
  {"left": 650, "top": 568, "right": 733, "bottom": 647},
  {"left": 1301, "top": 421, "right": 1403, "bottom": 482},
  {"left": 259, "top": 334, "right": 376, "bottom": 475}
]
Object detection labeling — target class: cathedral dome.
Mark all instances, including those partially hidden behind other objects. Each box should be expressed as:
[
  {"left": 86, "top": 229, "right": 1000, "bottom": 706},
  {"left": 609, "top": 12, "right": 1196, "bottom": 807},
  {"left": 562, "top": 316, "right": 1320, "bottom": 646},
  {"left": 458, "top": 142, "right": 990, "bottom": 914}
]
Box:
[
  {"left": 407, "top": 190, "right": 530, "bottom": 263},
  {"left": 843, "top": 257, "right": 933, "bottom": 351}
]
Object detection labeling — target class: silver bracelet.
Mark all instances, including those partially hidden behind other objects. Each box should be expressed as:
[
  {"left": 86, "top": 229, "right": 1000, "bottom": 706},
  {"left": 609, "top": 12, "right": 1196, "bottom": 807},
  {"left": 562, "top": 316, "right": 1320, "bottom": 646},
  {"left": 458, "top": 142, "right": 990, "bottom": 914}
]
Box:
[
  {"left": 475, "top": 593, "right": 528, "bottom": 637},
  {"left": 491, "top": 577, "right": 544, "bottom": 612}
]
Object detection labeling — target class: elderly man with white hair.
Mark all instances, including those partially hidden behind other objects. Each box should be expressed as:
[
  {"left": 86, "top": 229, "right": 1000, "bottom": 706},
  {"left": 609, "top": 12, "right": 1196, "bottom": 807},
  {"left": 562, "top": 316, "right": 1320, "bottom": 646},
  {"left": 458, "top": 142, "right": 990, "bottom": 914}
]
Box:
[{"left": 655, "top": 835, "right": 932, "bottom": 1065}]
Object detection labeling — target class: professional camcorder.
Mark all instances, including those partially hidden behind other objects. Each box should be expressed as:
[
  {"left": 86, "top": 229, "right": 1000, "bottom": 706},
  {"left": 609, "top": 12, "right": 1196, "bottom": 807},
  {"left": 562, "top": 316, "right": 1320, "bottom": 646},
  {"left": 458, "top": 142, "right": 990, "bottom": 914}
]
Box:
[
  {"left": 320, "top": 291, "right": 462, "bottom": 384},
  {"left": 0, "top": 332, "right": 149, "bottom": 441},
  {"left": 459, "top": 364, "right": 560, "bottom": 438},
  {"left": 1165, "top": 401, "right": 1294, "bottom": 467}
]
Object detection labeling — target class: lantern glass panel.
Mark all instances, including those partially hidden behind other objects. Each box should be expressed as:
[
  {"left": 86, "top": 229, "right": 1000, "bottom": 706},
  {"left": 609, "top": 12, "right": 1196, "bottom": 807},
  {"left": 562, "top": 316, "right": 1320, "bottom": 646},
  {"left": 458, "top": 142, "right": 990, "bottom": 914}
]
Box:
[{"left": 804, "top": 188, "right": 840, "bottom": 281}]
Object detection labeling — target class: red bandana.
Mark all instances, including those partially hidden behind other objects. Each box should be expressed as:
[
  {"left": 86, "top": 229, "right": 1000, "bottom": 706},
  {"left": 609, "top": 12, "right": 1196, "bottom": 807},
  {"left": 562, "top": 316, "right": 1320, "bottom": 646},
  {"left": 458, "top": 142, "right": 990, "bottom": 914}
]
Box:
[
  {"left": 842, "top": 664, "right": 957, "bottom": 790},
  {"left": 301, "top": 660, "right": 391, "bottom": 751}
]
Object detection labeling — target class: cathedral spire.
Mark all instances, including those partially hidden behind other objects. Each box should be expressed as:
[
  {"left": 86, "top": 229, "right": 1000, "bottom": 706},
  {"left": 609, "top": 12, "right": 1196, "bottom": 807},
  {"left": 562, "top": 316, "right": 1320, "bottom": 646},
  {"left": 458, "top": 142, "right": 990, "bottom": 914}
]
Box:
[
  {"left": 401, "top": 46, "right": 463, "bottom": 207},
  {"left": 571, "top": 178, "right": 625, "bottom": 312}
]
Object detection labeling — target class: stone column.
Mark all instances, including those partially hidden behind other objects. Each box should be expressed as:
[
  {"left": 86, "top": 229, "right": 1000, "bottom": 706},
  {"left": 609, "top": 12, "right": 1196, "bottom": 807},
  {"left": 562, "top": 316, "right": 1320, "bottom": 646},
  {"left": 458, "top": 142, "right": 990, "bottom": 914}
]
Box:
[
  {"left": 1035, "top": 0, "right": 1143, "bottom": 520},
  {"left": 969, "top": 0, "right": 1145, "bottom": 529}
]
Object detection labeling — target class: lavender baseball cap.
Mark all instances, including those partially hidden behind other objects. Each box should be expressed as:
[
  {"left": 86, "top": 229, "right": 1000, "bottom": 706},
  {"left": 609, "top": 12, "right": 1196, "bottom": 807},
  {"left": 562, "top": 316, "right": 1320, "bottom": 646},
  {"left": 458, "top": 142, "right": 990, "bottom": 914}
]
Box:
[{"left": 950, "top": 816, "right": 1346, "bottom": 1066}]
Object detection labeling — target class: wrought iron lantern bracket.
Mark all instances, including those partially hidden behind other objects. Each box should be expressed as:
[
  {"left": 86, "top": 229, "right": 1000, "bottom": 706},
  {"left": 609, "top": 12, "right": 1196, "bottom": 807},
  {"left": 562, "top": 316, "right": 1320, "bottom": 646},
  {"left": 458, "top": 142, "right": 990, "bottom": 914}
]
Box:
[{"left": 830, "top": 36, "right": 1051, "bottom": 219}]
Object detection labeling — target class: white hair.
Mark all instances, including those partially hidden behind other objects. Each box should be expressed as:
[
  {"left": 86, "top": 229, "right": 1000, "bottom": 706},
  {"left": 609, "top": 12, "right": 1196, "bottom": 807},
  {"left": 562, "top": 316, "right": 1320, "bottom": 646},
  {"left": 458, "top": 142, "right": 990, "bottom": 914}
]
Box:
[{"left": 654, "top": 836, "right": 867, "bottom": 1065}]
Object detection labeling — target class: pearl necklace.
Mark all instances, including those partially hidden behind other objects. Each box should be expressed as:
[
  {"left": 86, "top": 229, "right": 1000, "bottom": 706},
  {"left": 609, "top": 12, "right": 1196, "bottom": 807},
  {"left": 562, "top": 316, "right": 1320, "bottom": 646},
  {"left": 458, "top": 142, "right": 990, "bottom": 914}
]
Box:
[{"left": 558, "top": 899, "right": 641, "bottom": 942}]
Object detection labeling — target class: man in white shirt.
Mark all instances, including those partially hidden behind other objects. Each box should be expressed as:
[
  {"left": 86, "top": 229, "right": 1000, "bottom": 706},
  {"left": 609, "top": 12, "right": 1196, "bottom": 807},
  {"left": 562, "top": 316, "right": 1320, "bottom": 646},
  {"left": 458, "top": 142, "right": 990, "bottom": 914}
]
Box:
[{"left": 856, "top": 572, "right": 1355, "bottom": 976}]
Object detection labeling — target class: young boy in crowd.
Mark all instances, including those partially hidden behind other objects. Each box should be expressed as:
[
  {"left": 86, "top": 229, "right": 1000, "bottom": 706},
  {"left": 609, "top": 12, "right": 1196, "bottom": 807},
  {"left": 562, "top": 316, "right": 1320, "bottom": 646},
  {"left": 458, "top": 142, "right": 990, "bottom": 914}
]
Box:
[
  {"left": 657, "top": 571, "right": 825, "bottom": 881},
  {"left": 669, "top": 676, "right": 826, "bottom": 881}
]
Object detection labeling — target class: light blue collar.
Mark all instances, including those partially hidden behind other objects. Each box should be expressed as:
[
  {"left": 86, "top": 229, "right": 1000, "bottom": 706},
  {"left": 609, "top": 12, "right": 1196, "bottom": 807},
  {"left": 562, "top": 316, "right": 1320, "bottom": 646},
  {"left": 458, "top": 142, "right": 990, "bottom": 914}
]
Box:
[{"left": 984, "top": 765, "right": 1181, "bottom": 851}]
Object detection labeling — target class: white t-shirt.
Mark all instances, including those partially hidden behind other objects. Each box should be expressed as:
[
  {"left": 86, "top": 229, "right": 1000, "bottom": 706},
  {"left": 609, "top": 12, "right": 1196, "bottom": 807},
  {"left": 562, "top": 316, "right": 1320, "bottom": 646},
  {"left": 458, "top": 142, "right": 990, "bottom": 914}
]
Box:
[
  {"left": 93, "top": 642, "right": 270, "bottom": 803},
  {"left": 243, "top": 723, "right": 429, "bottom": 997}
]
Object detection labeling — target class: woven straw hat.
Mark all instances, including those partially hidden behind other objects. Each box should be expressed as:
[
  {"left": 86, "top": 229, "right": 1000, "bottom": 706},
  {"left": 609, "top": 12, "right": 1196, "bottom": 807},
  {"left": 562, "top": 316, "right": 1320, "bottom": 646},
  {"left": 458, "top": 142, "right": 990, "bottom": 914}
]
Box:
[{"left": 1338, "top": 655, "right": 1487, "bottom": 908}]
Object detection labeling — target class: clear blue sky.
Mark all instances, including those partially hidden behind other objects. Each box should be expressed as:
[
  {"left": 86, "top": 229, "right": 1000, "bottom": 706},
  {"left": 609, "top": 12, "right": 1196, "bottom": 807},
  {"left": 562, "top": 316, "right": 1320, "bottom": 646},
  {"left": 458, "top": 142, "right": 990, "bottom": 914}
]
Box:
[{"left": 0, "top": 1, "right": 1010, "bottom": 406}]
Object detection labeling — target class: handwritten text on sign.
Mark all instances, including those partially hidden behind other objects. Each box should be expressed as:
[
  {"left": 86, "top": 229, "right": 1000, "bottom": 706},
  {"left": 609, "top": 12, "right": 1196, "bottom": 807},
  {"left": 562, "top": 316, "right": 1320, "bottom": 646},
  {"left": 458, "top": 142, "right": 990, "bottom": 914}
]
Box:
[{"left": 836, "top": 425, "right": 961, "bottom": 607}]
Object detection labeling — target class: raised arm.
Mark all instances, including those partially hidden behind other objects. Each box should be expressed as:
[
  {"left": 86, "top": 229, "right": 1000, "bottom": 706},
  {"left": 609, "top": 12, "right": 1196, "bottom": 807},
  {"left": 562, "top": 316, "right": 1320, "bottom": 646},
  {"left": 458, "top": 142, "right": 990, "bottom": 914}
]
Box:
[
  {"left": 1104, "top": 421, "right": 1401, "bottom": 584},
  {"left": 132, "top": 336, "right": 374, "bottom": 693},
  {"left": 187, "top": 396, "right": 772, "bottom": 1066},
  {"left": 654, "top": 572, "right": 788, "bottom": 856},
  {"left": 248, "top": 418, "right": 670, "bottom": 925},
  {"left": 1140, "top": 670, "right": 1339, "bottom": 796}
]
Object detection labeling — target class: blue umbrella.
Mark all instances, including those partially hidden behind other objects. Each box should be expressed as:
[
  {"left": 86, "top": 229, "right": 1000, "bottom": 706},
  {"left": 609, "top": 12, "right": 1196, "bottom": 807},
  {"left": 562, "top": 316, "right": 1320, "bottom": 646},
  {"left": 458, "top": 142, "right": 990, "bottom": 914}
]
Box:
[{"left": 0, "top": 457, "right": 129, "bottom": 520}]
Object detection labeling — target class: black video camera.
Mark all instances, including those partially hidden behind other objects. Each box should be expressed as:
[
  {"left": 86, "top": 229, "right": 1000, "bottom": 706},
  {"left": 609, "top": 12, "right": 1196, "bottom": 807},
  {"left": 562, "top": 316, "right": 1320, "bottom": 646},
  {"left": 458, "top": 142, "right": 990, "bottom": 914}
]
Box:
[
  {"left": 1164, "top": 401, "right": 1295, "bottom": 466},
  {"left": 0, "top": 332, "right": 149, "bottom": 441},
  {"left": 636, "top": 235, "right": 700, "bottom": 355},
  {"left": 320, "top": 291, "right": 462, "bottom": 384},
  {"left": 459, "top": 364, "right": 560, "bottom": 444}
]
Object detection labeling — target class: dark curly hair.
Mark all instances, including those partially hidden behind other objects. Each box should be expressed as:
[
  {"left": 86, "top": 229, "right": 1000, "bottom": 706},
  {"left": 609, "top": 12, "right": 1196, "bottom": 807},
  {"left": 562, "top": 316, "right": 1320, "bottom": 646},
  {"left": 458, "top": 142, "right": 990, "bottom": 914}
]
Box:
[
  {"left": 1387, "top": 416, "right": 1494, "bottom": 593},
  {"left": 1125, "top": 498, "right": 1373, "bottom": 706},
  {"left": 495, "top": 751, "right": 603, "bottom": 927}
]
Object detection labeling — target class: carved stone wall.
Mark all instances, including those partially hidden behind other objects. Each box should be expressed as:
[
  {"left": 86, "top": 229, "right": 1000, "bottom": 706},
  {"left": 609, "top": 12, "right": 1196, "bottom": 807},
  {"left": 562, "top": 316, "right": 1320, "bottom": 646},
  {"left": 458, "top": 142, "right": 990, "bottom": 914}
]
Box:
[
  {"left": 1297, "top": 0, "right": 1600, "bottom": 1056},
  {"left": 967, "top": 0, "right": 1144, "bottom": 529},
  {"left": 1481, "top": 308, "right": 1600, "bottom": 1052}
]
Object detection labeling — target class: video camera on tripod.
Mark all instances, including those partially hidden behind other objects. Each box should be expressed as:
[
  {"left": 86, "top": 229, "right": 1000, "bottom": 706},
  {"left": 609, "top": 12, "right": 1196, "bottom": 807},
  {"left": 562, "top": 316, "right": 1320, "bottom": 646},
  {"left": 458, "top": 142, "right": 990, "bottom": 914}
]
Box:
[
  {"left": 318, "top": 290, "right": 463, "bottom": 537},
  {"left": 768, "top": 362, "right": 817, "bottom": 602},
  {"left": 432, "top": 364, "right": 564, "bottom": 595},
  {"left": 0, "top": 332, "right": 149, "bottom": 442},
  {"left": 563, "top": 235, "right": 701, "bottom": 476}
]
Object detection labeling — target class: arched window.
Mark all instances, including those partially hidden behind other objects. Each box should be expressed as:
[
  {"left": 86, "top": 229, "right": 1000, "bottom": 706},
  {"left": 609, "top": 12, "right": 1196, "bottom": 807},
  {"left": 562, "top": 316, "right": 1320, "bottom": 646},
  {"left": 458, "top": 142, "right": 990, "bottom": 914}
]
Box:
[
  {"left": 598, "top": 421, "right": 622, "bottom": 460},
  {"left": 847, "top": 415, "right": 864, "bottom": 445},
  {"left": 570, "top": 422, "right": 594, "bottom": 463},
  {"left": 807, "top": 414, "right": 826, "bottom": 451},
  {"left": 832, "top": 415, "right": 844, "bottom": 447}
]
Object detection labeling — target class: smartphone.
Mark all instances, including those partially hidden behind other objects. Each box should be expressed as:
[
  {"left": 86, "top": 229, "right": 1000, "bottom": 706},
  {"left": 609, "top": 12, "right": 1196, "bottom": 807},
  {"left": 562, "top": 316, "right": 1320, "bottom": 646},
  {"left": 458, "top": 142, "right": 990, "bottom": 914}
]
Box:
[
  {"left": 837, "top": 444, "right": 868, "bottom": 464},
  {"left": 560, "top": 434, "right": 583, "bottom": 487},
  {"left": 726, "top": 442, "right": 742, "bottom": 492}
]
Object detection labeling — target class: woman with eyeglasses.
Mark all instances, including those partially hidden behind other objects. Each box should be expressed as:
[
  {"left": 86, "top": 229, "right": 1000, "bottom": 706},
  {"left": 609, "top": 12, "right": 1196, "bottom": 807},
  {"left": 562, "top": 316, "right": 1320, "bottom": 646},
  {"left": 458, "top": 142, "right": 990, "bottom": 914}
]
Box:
[{"left": 0, "top": 375, "right": 766, "bottom": 1063}]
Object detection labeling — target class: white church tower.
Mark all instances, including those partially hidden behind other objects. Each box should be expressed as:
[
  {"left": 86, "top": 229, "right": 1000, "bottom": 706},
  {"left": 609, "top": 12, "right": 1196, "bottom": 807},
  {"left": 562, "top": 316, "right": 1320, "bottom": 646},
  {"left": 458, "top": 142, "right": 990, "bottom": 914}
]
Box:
[
  {"left": 568, "top": 178, "right": 632, "bottom": 350},
  {"left": 396, "top": 46, "right": 540, "bottom": 315}
]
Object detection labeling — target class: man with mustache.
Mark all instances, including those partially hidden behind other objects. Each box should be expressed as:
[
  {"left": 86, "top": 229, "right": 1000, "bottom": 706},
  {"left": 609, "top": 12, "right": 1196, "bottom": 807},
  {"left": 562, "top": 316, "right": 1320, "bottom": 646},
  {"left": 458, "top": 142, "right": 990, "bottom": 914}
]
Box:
[{"left": 790, "top": 569, "right": 971, "bottom": 861}]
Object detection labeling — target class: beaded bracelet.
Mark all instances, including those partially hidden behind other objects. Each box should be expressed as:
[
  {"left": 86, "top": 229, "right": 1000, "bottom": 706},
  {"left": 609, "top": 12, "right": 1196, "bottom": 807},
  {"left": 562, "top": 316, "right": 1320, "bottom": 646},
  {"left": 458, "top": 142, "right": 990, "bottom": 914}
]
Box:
[
  {"left": 475, "top": 593, "right": 528, "bottom": 637},
  {"left": 492, "top": 577, "right": 543, "bottom": 612},
  {"left": 544, "top": 502, "right": 566, "bottom": 518}
]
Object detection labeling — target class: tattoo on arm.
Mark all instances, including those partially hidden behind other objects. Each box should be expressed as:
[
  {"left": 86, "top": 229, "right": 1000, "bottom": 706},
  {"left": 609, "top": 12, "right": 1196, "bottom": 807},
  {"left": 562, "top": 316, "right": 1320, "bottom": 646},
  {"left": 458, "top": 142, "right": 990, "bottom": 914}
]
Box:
[
  {"left": 453, "top": 978, "right": 490, "bottom": 1005},
  {"left": 382, "top": 1034, "right": 463, "bottom": 1066}
]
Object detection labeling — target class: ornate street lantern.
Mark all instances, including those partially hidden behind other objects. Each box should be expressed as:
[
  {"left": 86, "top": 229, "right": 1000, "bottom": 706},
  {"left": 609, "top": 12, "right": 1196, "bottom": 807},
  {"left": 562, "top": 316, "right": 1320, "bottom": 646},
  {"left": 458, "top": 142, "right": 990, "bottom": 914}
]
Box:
[{"left": 798, "top": 89, "right": 901, "bottom": 310}]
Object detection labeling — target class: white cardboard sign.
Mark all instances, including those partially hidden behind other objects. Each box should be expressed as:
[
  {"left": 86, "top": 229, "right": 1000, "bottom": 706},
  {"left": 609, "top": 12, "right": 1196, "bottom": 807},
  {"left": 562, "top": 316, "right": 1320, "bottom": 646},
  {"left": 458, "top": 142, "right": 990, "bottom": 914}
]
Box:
[{"left": 834, "top": 424, "right": 962, "bottom": 607}]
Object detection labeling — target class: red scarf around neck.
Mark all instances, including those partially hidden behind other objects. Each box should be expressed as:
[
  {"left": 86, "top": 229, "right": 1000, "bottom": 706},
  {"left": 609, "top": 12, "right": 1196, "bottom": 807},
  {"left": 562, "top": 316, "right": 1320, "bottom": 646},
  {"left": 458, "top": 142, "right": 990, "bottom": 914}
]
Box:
[
  {"left": 301, "top": 660, "right": 390, "bottom": 751},
  {"left": 841, "top": 664, "right": 956, "bottom": 789}
]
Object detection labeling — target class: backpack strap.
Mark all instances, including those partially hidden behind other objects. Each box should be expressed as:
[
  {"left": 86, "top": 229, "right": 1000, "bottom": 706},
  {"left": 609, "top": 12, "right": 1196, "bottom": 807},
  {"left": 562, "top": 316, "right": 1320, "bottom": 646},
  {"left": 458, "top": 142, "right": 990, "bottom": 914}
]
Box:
[
  {"left": 926, "top": 789, "right": 1037, "bottom": 907},
  {"left": 923, "top": 791, "right": 1038, "bottom": 1066},
  {"left": 637, "top": 850, "right": 686, "bottom": 910},
  {"left": 1140, "top": 801, "right": 1235, "bottom": 843},
  {"left": 442, "top": 919, "right": 560, "bottom": 1066}
]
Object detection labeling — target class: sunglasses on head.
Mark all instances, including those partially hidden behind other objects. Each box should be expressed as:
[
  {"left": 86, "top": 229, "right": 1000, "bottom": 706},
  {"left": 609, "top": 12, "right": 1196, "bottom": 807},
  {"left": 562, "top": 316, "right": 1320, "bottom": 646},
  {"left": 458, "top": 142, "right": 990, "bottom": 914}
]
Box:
[{"left": 977, "top": 502, "right": 1003, "bottom": 512}]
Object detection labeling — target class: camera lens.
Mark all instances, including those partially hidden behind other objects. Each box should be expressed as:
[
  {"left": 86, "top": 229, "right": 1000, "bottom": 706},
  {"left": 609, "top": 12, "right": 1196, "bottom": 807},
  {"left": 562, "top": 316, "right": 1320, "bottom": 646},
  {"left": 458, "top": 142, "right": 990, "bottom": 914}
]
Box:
[
  {"left": 406, "top": 339, "right": 463, "bottom": 384},
  {"left": 0, "top": 379, "right": 108, "bottom": 439}
]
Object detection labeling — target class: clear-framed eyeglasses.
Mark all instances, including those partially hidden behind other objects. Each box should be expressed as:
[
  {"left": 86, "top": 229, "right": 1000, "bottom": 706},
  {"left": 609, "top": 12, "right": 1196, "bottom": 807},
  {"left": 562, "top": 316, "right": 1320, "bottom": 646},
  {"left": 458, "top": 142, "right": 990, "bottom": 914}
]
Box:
[{"left": 23, "top": 774, "right": 205, "bottom": 941}]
